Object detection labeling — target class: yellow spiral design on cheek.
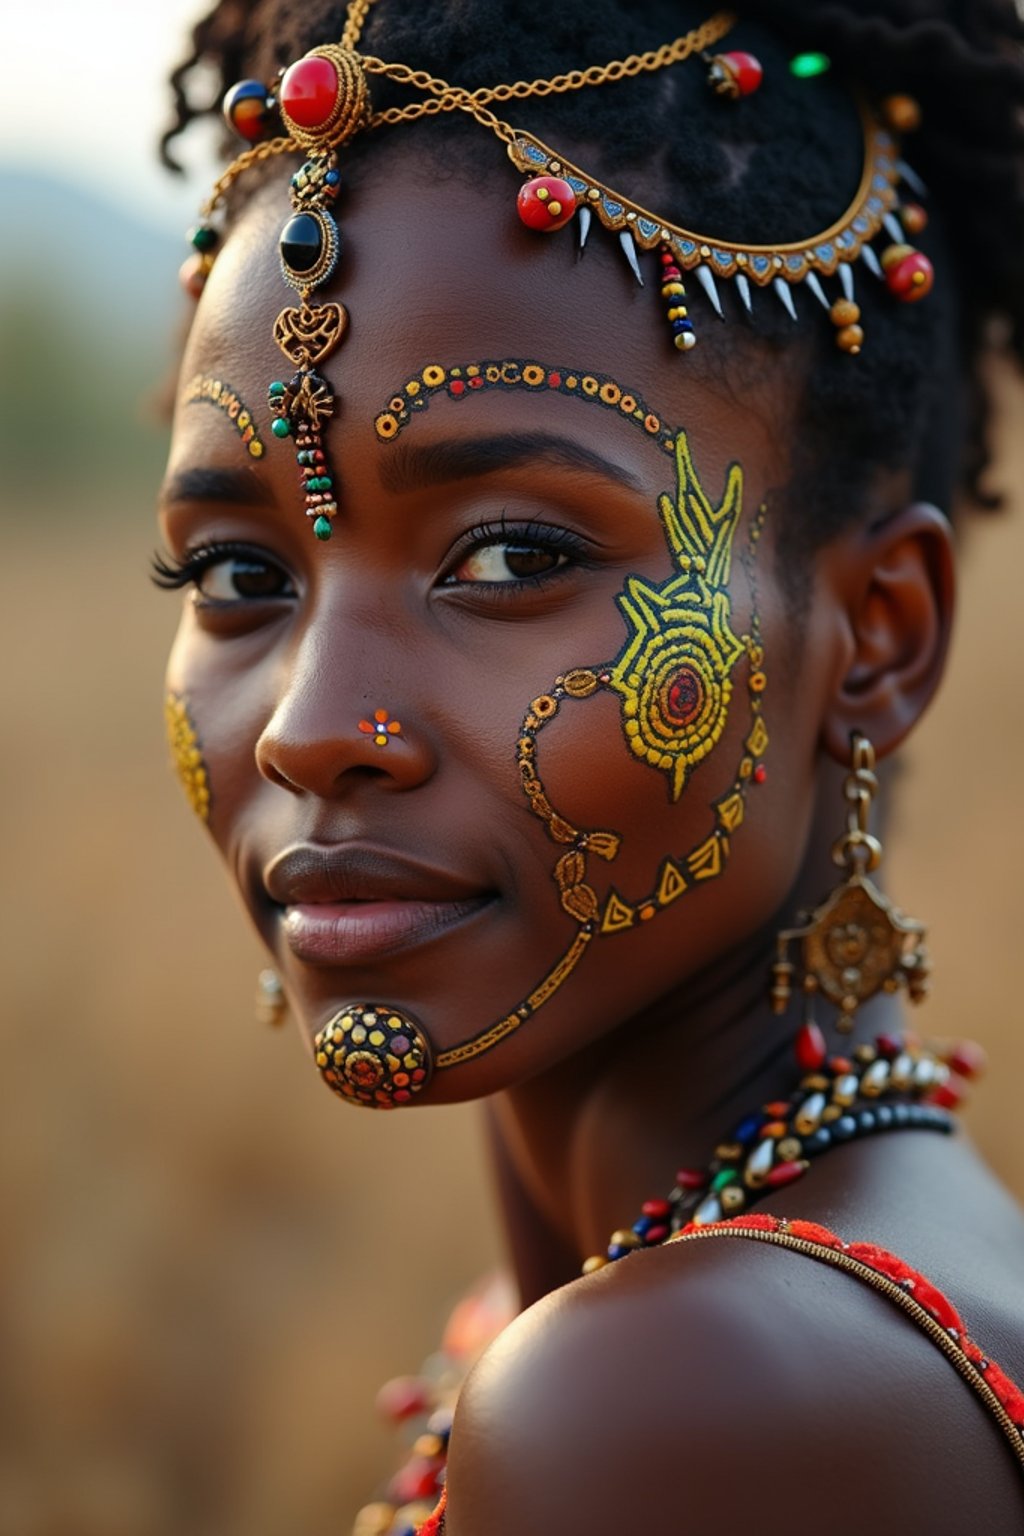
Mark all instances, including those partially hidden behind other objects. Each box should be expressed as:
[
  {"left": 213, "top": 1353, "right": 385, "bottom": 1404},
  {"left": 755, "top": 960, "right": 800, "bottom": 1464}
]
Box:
[{"left": 624, "top": 622, "right": 735, "bottom": 789}]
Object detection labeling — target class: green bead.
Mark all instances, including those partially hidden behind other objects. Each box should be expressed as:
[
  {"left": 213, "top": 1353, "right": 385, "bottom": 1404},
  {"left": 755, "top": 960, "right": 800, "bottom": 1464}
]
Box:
[
  {"left": 297, "top": 451, "right": 311, "bottom": 466},
  {"left": 712, "top": 1169, "right": 738, "bottom": 1191},
  {"left": 318, "top": 476, "right": 332, "bottom": 490},
  {"left": 271, "top": 418, "right": 291, "bottom": 438},
  {"left": 189, "top": 224, "right": 217, "bottom": 252},
  {"left": 789, "top": 51, "right": 830, "bottom": 77},
  {"left": 268, "top": 381, "right": 287, "bottom": 397},
  {"left": 313, "top": 515, "right": 333, "bottom": 540}
]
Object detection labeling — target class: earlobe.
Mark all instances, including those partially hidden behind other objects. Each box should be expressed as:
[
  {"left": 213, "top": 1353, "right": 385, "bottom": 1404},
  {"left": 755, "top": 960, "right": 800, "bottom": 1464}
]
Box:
[{"left": 820, "top": 502, "right": 955, "bottom": 763}]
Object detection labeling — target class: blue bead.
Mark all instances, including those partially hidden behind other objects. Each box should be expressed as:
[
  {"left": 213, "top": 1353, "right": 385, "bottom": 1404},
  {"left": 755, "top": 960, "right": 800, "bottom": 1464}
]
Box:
[
  {"left": 805, "top": 1128, "right": 832, "bottom": 1155},
  {"left": 894, "top": 1103, "right": 911, "bottom": 1125},
  {"left": 834, "top": 1115, "right": 857, "bottom": 1140},
  {"left": 326, "top": 169, "right": 340, "bottom": 184},
  {"left": 671, "top": 318, "right": 694, "bottom": 333},
  {"left": 875, "top": 1105, "right": 894, "bottom": 1128},
  {"left": 607, "top": 1244, "right": 631, "bottom": 1261},
  {"left": 733, "top": 1113, "right": 764, "bottom": 1145},
  {"left": 858, "top": 1111, "right": 876, "bottom": 1133},
  {"left": 632, "top": 1216, "right": 654, "bottom": 1237}
]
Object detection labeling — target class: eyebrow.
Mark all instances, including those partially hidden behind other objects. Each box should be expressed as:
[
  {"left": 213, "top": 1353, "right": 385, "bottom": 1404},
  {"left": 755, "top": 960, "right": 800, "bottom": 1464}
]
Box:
[
  {"left": 377, "top": 431, "right": 645, "bottom": 496},
  {"left": 158, "top": 466, "right": 275, "bottom": 510}
]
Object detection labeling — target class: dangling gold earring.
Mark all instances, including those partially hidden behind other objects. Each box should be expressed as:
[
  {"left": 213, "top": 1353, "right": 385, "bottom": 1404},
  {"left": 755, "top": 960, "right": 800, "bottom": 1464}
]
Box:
[
  {"left": 256, "top": 968, "right": 287, "bottom": 1027},
  {"left": 771, "top": 733, "right": 930, "bottom": 1036}
]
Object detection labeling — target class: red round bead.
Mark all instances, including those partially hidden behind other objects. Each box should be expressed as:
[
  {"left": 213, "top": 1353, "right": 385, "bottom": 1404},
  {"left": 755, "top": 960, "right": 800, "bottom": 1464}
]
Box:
[
  {"left": 644, "top": 1224, "right": 670, "bottom": 1244},
  {"left": 642, "top": 1198, "right": 671, "bottom": 1219},
  {"left": 883, "top": 246, "right": 934, "bottom": 303},
  {"left": 929, "top": 1080, "right": 964, "bottom": 1111},
  {"left": 375, "top": 1375, "right": 430, "bottom": 1423},
  {"left": 753, "top": 763, "right": 768, "bottom": 784},
  {"left": 710, "top": 50, "right": 763, "bottom": 98},
  {"left": 794, "top": 1021, "right": 827, "bottom": 1073},
  {"left": 949, "top": 1041, "right": 986, "bottom": 1080},
  {"left": 280, "top": 54, "right": 341, "bottom": 131},
  {"left": 676, "top": 1168, "right": 706, "bottom": 1191},
  {"left": 517, "top": 176, "right": 577, "bottom": 232},
  {"left": 726, "top": 51, "right": 763, "bottom": 95}
]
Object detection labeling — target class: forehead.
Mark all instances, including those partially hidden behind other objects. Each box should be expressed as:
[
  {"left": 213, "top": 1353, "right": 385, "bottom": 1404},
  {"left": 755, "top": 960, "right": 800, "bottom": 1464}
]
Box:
[{"left": 172, "top": 154, "right": 786, "bottom": 484}]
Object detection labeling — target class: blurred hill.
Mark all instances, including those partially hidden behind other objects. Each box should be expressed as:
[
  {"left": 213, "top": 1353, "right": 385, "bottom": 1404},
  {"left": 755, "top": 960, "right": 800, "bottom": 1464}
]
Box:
[{"left": 0, "top": 170, "right": 180, "bottom": 515}]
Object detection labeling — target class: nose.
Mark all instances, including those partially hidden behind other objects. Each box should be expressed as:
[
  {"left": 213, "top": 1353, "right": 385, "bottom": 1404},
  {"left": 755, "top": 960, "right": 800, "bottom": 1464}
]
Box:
[{"left": 255, "top": 625, "right": 438, "bottom": 798}]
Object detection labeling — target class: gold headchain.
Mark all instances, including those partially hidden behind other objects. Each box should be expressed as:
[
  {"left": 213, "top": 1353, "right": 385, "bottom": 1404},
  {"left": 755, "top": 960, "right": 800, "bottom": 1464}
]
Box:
[{"left": 181, "top": 1, "right": 932, "bottom": 540}]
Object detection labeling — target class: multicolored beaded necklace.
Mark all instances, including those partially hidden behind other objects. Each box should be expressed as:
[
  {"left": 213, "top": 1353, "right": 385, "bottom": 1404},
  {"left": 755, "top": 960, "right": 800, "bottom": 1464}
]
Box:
[
  {"left": 353, "top": 1022, "right": 985, "bottom": 1535},
  {"left": 581, "top": 1020, "right": 982, "bottom": 1274}
]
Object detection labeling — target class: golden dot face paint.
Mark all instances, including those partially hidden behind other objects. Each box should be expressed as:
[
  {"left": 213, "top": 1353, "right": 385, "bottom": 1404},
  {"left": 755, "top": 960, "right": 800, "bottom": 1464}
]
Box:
[
  {"left": 180, "top": 373, "right": 266, "bottom": 459},
  {"left": 331, "top": 361, "right": 773, "bottom": 1086},
  {"left": 164, "top": 692, "right": 211, "bottom": 821}
]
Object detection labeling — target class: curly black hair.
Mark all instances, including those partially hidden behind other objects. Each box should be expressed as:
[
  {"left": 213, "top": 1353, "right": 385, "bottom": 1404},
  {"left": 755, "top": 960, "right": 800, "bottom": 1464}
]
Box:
[{"left": 161, "top": 0, "right": 1024, "bottom": 555}]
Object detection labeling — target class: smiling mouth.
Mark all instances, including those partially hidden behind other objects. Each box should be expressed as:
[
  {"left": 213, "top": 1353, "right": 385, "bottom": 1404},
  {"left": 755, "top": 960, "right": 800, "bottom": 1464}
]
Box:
[{"left": 280, "top": 895, "right": 495, "bottom": 965}]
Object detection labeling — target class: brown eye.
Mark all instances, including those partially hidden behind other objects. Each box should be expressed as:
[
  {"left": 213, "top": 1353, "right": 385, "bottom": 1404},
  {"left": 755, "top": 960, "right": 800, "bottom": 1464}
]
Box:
[
  {"left": 197, "top": 555, "right": 294, "bottom": 601},
  {"left": 451, "top": 541, "right": 569, "bottom": 583}
]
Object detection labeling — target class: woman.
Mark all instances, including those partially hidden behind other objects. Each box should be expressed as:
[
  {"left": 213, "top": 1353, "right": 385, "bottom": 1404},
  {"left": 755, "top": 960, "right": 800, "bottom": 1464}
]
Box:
[{"left": 158, "top": 1, "right": 1024, "bottom": 1530}]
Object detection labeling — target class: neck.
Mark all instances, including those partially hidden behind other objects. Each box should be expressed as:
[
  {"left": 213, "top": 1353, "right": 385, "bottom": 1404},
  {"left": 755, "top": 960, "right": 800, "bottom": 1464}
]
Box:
[{"left": 486, "top": 759, "right": 913, "bottom": 1303}]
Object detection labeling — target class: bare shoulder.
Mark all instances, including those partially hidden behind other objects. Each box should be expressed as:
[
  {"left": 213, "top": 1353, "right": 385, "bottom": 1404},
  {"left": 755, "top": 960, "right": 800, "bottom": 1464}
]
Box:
[{"left": 442, "top": 1232, "right": 1024, "bottom": 1536}]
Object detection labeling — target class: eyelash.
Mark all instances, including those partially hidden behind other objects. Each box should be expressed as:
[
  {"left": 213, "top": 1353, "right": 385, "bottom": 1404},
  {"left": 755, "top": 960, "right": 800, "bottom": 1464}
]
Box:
[
  {"left": 149, "top": 519, "right": 592, "bottom": 599},
  {"left": 443, "top": 517, "right": 592, "bottom": 591},
  {"left": 150, "top": 541, "right": 256, "bottom": 591}
]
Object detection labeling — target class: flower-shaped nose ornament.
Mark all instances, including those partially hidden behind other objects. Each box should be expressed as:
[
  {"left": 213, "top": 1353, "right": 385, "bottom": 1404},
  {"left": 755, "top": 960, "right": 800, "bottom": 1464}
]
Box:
[{"left": 358, "top": 708, "right": 402, "bottom": 746}]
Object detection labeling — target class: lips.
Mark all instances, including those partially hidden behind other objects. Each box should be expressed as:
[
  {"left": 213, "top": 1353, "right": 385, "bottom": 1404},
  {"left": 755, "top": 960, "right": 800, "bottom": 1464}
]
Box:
[{"left": 264, "top": 843, "right": 495, "bottom": 965}]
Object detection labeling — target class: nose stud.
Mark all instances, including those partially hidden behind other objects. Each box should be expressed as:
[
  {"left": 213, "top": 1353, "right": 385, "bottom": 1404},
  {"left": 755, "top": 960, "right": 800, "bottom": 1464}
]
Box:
[{"left": 358, "top": 708, "right": 402, "bottom": 746}]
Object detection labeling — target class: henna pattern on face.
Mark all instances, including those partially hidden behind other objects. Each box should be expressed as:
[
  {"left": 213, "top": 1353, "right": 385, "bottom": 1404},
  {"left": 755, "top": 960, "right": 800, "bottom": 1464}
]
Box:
[
  {"left": 369, "top": 362, "right": 769, "bottom": 1074},
  {"left": 165, "top": 693, "right": 211, "bottom": 821},
  {"left": 181, "top": 374, "right": 266, "bottom": 459}
]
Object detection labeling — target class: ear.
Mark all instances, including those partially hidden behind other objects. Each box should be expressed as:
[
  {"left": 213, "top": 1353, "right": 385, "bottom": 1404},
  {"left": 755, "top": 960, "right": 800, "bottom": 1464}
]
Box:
[{"left": 817, "top": 502, "right": 955, "bottom": 763}]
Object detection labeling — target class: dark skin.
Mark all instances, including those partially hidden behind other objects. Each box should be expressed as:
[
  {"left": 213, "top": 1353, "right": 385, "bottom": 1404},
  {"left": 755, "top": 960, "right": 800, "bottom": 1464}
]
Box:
[{"left": 160, "top": 151, "right": 1024, "bottom": 1531}]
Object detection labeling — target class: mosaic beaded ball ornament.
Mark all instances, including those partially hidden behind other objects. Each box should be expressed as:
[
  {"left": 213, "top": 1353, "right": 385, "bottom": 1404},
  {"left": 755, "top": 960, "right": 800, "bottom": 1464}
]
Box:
[{"left": 314, "top": 1004, "right": 434, "bottom": 1107}]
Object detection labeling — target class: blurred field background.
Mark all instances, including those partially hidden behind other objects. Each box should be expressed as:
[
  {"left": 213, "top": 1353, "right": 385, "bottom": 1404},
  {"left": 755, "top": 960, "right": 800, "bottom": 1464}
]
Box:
[{"left": 2, "top": 6, "right": 1023, "bottom": 1534}]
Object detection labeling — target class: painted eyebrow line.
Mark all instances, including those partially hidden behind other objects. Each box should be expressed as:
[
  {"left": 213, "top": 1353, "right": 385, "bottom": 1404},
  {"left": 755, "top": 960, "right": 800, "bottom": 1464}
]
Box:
[
  {"left": 158, "top": 465, "right": 275, "bottom": 511},
  {"left": 377, "top": 431, "right": 646, "bottom": 496}
]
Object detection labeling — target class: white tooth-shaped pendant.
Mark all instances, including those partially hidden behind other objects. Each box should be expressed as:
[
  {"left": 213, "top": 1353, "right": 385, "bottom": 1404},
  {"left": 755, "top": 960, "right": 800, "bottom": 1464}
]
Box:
[
  {"left": 861, "top": 1059, "right": 890, "bottom": 1098},
  {"left": 804, "top": 271, "right": 831, "bottom": 311},
  {"left": 619, "top": 229, "right": 644, "bottom": 286},
  {"left": 833, "top": 1073, "right": 859, "bottom": 1107},
  {"left": 695, "top": 264, "right": 725, "bottom": 319},
  {"left": 735, "top": 272, "right": 753, "bottom": 315},
  {"left": 744, "top": 1137, "right": 775, "bottom": 1186},
  {"left": 577, "top": 205, "right": 592, "bottom": 254},
  {"left": 914, "top": 1057, "right": 936, "bottom": 1089},
  {"left": 839, "top": 263, "right": 855, "bottom": 303},
  {"left": 891, "top": 1052, "right": 914, "bottom": 1090},
  {"left": 883, "top": 212, "right": 904, "bottom": 245},
  {"left": 897, "top": 158, "right": 927, "bottom": 196},
  {"left": 692, "top": 1194, "right": 723, "bottom": 1226},
  {"left": 860, "top": 244, "right": 883, "bottom": 279},
  {"left": 772, "top": 277, "right": 798, "bottom": 320},
  {"left": 794, "top": 1092, "right": 827, "bottom": 1136}
]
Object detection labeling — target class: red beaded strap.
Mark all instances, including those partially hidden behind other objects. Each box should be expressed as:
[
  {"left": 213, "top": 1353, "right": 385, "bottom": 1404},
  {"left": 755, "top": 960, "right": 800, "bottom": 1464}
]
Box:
[
  {"left": 417, "top": 1485, "right": 447, "bottom": 1535},
  {"left": 669, "top": 1214, "right": 1024, "bottom": 1469}
]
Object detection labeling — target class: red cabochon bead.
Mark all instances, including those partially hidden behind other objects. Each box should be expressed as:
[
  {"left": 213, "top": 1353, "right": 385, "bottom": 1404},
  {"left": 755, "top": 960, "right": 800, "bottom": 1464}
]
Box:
[
  {"left": 517, "top": 176, "right": 577, "bottom": 232},
  {"left": 280, "top": 54, "right": 341, "bottom": 131},
  {"left": 794, "top": 1020, "right": 827, "bottom": 1073},
  {"left": 949, "top": 1041, "right": 987, "bottom": 1080},
  {"left": 721, "top": 51, "right": 763, "bottom": 96},
  {"left": 882, "top": 244, "right": 934, "bottom": 303}
]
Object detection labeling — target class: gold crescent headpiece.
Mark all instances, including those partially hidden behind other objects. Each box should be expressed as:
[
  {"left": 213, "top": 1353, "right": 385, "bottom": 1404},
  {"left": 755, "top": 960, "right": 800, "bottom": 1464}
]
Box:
[{"left": 181, "top": 1, "right": 932, "bottom": 540}]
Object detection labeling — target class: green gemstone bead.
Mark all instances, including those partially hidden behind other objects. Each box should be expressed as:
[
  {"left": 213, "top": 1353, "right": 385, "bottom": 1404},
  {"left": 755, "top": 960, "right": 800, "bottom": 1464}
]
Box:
[
  {"left": 189, "top": 224, "right": 217, "bottom": 252},
  {"left": 271, "top": 418, "right": 291, "bottom": 438},
  {"left": 268, "top": 381, "right": 287, "bottom": 397},
  {"left": 313, "top": 515, "right": 333, "bottom": 540},
  {"left": 308, "top": 476, "right": 323, "bottom": 491},
  {"left": 789, "top": 51, "right": 830, "bottom": 77},
  {"left": 711, "top": 1169, "right": 738, "bottom": 1191}
]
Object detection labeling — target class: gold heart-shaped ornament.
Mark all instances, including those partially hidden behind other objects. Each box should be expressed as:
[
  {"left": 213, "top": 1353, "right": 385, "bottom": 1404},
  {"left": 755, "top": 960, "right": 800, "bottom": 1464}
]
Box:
[{"left": 273, "top": 303, "right": 349, "bottom": 367}]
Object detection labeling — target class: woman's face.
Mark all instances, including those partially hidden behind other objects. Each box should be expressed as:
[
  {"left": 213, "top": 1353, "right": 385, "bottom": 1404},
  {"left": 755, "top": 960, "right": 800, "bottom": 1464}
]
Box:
[{"left": 160, "top": 152, "right": 831, "bottom": 1106}]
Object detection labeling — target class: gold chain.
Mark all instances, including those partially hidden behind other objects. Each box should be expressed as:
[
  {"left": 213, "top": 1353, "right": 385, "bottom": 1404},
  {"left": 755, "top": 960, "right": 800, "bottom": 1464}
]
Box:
[{"left": 203, "top": 5, "right": 735, "bottom": 211}]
